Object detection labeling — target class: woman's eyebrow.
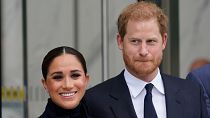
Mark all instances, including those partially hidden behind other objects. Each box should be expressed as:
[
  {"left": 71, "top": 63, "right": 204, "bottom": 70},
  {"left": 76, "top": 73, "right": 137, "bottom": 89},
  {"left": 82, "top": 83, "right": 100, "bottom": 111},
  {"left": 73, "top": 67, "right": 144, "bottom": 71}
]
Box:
[
  {"left": 71, "top": 70, "right": 82, "bottom": 73},
  {"left": 49, "top": 71, "right": 62, "bottom": 76}
]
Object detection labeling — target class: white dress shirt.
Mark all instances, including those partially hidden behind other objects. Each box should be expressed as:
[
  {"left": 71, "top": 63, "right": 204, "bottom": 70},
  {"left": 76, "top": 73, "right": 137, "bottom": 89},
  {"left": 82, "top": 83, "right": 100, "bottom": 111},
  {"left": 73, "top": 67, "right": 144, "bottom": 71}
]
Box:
[{"left": 124, "top": 68, "right": 166, "bottom": 118}]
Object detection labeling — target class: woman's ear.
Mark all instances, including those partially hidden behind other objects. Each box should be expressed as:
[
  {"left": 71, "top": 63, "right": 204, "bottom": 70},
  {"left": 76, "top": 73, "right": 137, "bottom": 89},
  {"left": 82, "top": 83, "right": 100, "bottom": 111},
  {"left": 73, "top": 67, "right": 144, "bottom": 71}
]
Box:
[
  {"left": 41, "top": 78, "right": 48, "bottom": 92},
  {"left": 85, "top": 74, "right": 90, "bottom": 88}
]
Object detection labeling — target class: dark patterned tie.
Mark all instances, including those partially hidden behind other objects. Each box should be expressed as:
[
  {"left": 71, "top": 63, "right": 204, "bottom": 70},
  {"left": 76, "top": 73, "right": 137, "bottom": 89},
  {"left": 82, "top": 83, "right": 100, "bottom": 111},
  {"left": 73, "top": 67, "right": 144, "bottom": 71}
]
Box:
[{"left": 144, "top": 83, "right": 158, "bottom": 118}]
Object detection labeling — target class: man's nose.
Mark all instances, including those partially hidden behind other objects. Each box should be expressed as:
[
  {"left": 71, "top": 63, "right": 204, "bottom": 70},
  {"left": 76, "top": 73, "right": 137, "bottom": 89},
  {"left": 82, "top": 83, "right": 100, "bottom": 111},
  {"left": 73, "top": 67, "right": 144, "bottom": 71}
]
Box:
[{"left": 139, "top": 43, "right": 149, "bottom": 57}]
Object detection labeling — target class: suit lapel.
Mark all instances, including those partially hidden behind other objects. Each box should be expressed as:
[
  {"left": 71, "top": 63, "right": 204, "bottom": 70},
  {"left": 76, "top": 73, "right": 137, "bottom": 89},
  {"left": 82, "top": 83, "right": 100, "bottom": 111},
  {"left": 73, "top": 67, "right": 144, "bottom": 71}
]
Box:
[
  {"left": 162, "top": 74, "right": 184, "bottom": 118},
  {"left": 108, "top": 72, "right": 185, "bottom": 118},
  {"left": 109, "top": 71, "right": 137, "bottom": 118}
]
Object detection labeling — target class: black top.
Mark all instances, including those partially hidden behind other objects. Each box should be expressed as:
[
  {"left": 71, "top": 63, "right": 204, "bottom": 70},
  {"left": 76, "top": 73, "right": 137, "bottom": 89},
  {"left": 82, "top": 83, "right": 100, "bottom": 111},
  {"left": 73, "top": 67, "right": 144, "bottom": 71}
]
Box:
[{"left": 39, "top": 98, "right": 89, "bottom": 118}]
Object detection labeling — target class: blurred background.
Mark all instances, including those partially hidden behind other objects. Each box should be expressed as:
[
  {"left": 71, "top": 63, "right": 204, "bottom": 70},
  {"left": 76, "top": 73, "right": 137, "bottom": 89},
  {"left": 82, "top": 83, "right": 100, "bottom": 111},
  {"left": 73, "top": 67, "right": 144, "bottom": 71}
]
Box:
[{"left": 1, "top": 0, "right": 210, "bottom": 117}]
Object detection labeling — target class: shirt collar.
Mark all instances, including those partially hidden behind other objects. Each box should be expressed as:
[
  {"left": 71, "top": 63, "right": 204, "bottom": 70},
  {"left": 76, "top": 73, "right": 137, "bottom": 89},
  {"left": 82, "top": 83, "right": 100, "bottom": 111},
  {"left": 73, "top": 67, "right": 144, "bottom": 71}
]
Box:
[{"left": 124, "top": 68, "right": 165, "bottom": 98}]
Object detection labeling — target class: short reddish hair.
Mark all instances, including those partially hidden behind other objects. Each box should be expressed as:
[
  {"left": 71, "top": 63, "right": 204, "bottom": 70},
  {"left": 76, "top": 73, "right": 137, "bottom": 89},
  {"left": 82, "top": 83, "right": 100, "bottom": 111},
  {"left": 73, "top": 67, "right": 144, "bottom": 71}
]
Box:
[{"left": 117, "top": 1, "right": 168, "bottom": 38}]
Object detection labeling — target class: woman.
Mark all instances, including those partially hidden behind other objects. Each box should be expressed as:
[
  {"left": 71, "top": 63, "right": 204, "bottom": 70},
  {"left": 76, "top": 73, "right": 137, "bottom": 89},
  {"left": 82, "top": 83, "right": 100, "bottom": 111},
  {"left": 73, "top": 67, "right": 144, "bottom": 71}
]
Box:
[{"left": 39, "top": 46, "right": 89, "bottom": 118}]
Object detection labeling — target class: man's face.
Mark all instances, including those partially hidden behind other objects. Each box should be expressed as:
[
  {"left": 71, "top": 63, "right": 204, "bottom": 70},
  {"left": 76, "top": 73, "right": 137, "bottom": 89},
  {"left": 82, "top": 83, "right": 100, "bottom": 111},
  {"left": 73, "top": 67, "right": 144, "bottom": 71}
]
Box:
[{"left": 117, "top": 19, "right": 167, "bottom": 82}]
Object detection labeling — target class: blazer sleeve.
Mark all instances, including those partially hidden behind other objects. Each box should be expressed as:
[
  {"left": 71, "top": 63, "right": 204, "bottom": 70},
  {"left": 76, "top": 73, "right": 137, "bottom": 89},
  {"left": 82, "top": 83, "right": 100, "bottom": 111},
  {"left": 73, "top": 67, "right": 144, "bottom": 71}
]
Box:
[{"left": 187, "top": 72, "right": 209, "bottom": 118}]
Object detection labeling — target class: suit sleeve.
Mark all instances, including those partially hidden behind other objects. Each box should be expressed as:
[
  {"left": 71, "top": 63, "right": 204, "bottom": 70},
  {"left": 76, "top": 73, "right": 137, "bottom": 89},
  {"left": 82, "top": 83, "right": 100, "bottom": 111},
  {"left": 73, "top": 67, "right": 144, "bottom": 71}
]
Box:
[
  {"left": 199, "top": 83, "right": 208, "bottom": 118},
  {"left": 187, "top": 72, "right": 209, "bottom": 118}
]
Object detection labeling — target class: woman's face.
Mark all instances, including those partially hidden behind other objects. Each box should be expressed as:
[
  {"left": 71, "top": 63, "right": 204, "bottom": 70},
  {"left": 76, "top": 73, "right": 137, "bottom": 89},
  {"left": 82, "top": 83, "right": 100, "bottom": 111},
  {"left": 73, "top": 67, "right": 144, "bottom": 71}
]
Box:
[{"left": 42, "top": 54, "right": 89, "bottom": 109}]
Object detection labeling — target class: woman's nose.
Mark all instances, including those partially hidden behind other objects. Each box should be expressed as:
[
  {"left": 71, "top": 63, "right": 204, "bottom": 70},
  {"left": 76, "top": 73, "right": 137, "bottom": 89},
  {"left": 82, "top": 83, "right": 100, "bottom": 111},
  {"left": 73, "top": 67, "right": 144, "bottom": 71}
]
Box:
[{"left": 62, "top": 77, "right": 73, "bottom": 89}]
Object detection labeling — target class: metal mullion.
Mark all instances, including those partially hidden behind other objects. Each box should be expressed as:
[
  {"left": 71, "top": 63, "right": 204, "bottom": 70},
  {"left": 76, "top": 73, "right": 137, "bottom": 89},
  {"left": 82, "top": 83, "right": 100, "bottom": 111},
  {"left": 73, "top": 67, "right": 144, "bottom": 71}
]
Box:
[
  {"left": 74, "top": 0, "right": 79, "bottom": 50},
  {"left": 101, "top": 0, "right": 109, "bottom": 81},
  {"left": 22, "top": 0, "right": 28, "bottom": 117}
]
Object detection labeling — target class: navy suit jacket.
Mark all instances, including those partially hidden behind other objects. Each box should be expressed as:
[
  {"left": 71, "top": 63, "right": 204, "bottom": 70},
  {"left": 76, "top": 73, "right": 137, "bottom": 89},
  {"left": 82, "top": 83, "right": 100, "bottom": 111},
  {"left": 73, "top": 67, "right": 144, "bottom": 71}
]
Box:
[
  {"left": 85, "top": 70, "right": 207, "bottom": 118},
  {"left": 187, "top": 64, "right": 210, "bottom": 117}
]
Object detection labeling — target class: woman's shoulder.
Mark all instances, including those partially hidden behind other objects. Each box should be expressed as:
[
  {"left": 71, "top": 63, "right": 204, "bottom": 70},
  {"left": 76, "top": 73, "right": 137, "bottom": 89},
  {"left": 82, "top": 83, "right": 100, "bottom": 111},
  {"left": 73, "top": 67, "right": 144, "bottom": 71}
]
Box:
[{"left": 39, "top": 99, "right": 90, "bottom": 118}]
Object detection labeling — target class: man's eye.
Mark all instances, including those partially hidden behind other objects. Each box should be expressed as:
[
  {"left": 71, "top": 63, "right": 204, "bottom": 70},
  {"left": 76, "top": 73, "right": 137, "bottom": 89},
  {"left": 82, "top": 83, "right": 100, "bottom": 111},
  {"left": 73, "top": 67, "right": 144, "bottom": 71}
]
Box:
[
  {"left": 131, "top": 40, "right": 138, "bottom": 43},
  {"left": 131, "top": 40, "right": 139, "bottom": 44},
  {"left": 147, "top": 40, "right": 156, "bottom": 44},
  {"left": 148, "top": 40, "right": 155, "bottom": 42}
]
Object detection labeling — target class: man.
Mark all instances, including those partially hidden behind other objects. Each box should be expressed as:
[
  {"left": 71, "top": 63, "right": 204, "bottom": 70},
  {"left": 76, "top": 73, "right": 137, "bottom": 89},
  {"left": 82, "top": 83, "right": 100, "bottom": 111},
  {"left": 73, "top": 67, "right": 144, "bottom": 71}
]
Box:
[
  {"left": 84, "top": 1, "right": 207, "bottom": 118},
  {"left": 189, "top": 58, "right": 210, "bottom": 71},
  {"left": 187, "top": 64, "right": 210, "bottom": 117}
]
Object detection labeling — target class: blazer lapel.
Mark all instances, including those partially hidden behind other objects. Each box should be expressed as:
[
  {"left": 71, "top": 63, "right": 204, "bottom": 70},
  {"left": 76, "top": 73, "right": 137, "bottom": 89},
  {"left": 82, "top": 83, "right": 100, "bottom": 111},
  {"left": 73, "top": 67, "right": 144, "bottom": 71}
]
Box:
[
  {"left": 109, "top": 71, "right": 137, "bottom": 118},
  {"left": 162, "top": 74, "right": 184, "bottom": 118}
]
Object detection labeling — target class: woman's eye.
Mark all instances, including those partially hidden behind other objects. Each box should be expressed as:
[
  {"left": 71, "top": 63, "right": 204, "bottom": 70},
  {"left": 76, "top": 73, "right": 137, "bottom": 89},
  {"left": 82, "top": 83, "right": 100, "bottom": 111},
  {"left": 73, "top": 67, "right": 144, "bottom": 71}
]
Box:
[
  {"left": 71, "top": 73, "right": 81, "bottom": 78},
  {"left": 52, "top": 75, "right": 62, "bottom": 80}
]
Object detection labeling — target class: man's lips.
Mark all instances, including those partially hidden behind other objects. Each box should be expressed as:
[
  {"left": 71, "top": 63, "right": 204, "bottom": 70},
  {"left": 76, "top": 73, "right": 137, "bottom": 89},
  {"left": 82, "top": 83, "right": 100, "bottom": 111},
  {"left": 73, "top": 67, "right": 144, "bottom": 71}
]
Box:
[{"left": 135, "top": 59, "right": 151, "bottom": 62}]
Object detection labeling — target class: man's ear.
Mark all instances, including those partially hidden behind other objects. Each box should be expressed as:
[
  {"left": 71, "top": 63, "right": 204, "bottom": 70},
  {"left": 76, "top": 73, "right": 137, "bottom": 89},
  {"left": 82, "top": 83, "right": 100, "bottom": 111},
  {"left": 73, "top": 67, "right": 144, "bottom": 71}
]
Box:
[
  {"left": 117, "top": 33, "right": 123, "bottom": 50},
  {"left": 162, "top": 33, "right": 168, "bottom": 50}
]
